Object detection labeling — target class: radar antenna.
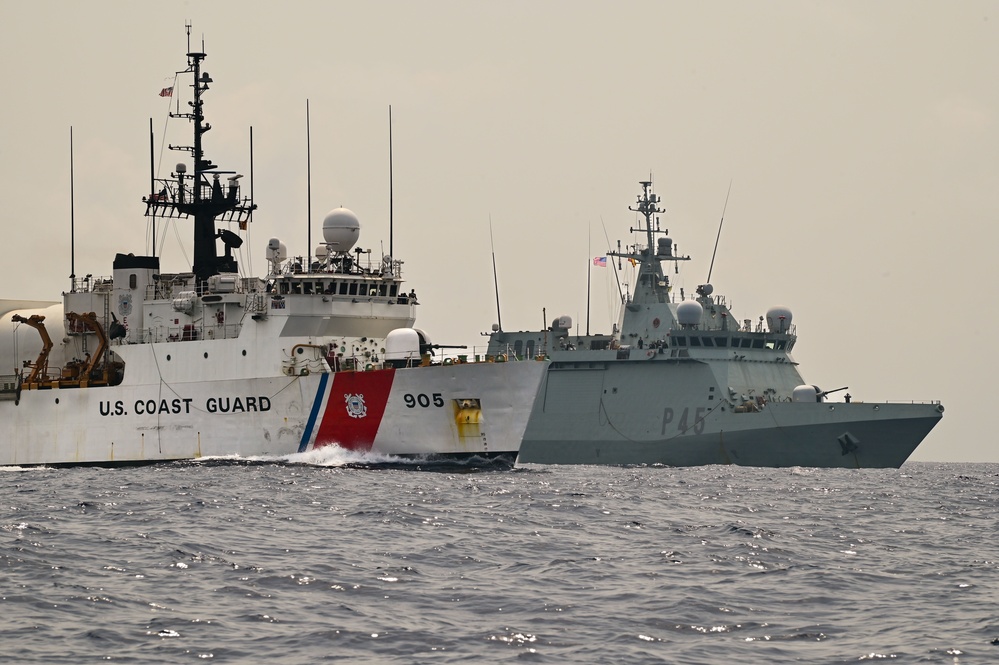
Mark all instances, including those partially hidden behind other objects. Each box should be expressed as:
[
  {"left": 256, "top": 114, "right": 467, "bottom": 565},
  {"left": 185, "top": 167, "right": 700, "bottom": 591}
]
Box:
[{"left": 142, "top": 26, "right": 257, "bottom": 286}]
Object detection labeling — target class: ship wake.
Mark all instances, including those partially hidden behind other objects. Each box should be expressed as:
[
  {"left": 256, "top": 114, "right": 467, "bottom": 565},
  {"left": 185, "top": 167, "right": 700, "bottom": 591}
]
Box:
[{"left": 186, "top": 446, "right": 515, "bottom": 472}]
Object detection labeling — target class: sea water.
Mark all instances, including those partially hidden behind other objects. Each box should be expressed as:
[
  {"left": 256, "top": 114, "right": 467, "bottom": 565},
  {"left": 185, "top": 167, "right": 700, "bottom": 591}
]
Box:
[{"left": 1, "top": 452, "right": 997, "bottom": 664}]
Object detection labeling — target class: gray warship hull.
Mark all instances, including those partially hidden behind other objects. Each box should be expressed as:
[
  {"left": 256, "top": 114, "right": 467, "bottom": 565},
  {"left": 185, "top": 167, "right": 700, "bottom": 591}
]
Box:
[{"left": 517, "top": 360, "right": 941, "bottom": 467}]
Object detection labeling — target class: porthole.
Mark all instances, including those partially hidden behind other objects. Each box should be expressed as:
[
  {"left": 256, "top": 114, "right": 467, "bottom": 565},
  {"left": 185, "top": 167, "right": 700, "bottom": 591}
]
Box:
[
  {"left": 55, "top": 398, "right": 60, "bottom": 405},
  {"left": 204, "top": 352, "right": 209, "bottom": 359},
  {"left": 166, "top": 354, "right": 171, "bottom": 361},
  {"left": 242, "top": 350, "right": 247, "bottom": 356}
]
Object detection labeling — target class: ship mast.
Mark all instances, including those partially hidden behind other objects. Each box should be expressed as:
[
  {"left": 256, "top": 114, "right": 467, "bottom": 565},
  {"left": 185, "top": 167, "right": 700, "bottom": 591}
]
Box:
[
  {"left": 143, "top": 25, "right": 256, "bottom": 287},
  {"left": 609, "top": 180, "right": 689, "bottom": 304}
]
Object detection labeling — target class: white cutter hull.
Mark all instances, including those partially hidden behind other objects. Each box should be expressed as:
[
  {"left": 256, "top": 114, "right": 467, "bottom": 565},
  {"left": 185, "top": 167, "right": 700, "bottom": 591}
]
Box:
[{"left": 0, "top": 359, "right": 546, "bottom": 466}]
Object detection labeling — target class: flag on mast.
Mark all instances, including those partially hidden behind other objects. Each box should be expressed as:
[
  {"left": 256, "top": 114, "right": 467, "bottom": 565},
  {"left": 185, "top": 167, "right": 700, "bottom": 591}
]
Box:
[
  {"left": 159, "top": 86, "right": 173, "bottom": 97},
  {"left": 592, "top": 256, "right": 607, "bottom": 267}
]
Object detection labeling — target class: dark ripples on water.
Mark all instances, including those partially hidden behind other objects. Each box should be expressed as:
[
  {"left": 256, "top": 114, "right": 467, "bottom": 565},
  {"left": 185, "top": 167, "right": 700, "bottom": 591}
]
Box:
[{"left": 2, "top": 450, "right": 998, "bottom": 664}]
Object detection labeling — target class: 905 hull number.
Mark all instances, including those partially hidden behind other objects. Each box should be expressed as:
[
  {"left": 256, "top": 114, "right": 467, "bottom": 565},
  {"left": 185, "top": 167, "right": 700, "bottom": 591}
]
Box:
[{"left": 404, "top": 392, "right": 444, "bottom": 408}]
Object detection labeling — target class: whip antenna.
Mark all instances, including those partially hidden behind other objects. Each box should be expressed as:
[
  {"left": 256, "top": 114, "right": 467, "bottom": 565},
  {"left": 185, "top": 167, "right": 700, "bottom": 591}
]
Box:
[
  {"left": 389, "top": 105, "right": 394, "bottom": 259},
  {"left": 706, "top": 180, "right": 732, "bottom": 284},
  {"left": 600, "top": 216, "right": 624, "bottom": 300},
  {"left": 489, "top": 217, "right": 503, "bottom": 332}
]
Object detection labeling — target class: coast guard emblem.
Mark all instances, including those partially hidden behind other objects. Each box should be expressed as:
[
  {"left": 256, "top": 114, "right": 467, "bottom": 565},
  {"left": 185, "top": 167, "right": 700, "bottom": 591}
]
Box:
[{"left": 345, "top": 393, "right": 367, "bottom": 418}]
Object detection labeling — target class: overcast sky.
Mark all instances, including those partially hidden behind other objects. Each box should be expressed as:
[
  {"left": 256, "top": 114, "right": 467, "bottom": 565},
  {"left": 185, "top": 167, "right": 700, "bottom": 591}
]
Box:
[{"left": 1, "top": 1, "right": 996, "bottom": 463}]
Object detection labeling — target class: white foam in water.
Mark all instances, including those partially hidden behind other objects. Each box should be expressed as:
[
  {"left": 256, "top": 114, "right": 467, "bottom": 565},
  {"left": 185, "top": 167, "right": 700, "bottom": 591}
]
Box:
[
  {"left": 280, "top": 446, "right": 404, "bottom": 467},
  {"left": 193, "top": 446, "right": 406, "bottom": 467}
]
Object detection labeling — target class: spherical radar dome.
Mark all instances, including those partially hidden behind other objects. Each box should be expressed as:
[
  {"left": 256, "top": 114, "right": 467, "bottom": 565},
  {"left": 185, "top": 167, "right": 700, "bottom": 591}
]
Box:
[
  {"left": 322, "top": 207, "right": 361, "bottom": 253},
  {"left": 677, "top": 300, "right": 703, "bottom": 326},
  {"left": 766, "top": 306, "right": 793, "bottom": 333}
]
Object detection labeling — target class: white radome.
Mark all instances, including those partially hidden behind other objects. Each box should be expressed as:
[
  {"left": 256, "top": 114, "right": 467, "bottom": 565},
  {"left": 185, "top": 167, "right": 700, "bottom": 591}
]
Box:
[
  {"left": 766, "top": 306, "right": 793, "bottom": 333},
  {"left": 323, "top": 207, "right": 361, "bottom": 253},
  {"left": 677, "top": 300, "right": 703, "bottom": 326}
]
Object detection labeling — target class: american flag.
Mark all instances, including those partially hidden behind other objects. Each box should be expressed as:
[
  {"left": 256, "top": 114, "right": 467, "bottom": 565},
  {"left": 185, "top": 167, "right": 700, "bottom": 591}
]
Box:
[
  {"left": 592, "top": 256, "right": 607, "bottom": 267},
  {"left": 159, "top": 86, "right": 173, "bottom": 98}
]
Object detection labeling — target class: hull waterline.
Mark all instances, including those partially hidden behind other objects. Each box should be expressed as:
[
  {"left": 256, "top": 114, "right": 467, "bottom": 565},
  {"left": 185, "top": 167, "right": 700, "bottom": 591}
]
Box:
[{"left": 518, "top": 401, "right": 943, "bottom": 468}]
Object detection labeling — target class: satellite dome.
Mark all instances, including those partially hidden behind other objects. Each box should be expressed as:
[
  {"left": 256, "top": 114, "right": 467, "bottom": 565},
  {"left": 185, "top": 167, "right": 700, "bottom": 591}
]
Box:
[
  {"left": 677, "top": 300, "right": 703, "bottom": 327},
  {"left": 766, "top": 306, "right": 793, "bottom": 333},
  {"left": 551, "top": 315, "right": 572, "bottom": 331},
  {"left": 322, "top": 207, "right": 361, "bottom": 253},
  {"left": 266, "top": 238, "right": 287, "bottom": 263}
]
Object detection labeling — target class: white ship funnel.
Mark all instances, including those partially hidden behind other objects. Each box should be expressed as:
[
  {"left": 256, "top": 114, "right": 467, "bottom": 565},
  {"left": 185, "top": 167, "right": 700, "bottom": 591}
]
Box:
[{"left": 112, "top": 253, "right": 159, "bottom": 344}]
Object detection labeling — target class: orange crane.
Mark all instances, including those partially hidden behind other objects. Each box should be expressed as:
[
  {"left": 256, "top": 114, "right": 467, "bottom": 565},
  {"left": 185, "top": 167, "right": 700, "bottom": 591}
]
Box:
[
  {"left": 11, "top": 314, "right": 54, "bottom": 389},
  {"left": 64, "top": 312, "right": 111, "bottom": 387}
]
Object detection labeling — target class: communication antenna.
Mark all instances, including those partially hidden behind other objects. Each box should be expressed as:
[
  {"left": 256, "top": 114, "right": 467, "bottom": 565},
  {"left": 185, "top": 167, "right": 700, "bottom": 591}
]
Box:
[
  {"left": 586, "top": 225, "right": 591, "bottom": 336},
  {"left": 306, "top": 99, "right": 312, "bottom": 269},
  {"left": 389, "top": 105, "right": 394, "bottom": 259},
  {"left": 69, "top": 126, "right": 75, "bottom": 291},
  {"left": 600, "top": 216, "right": 624, "bottom": 300},
  {"left": 706, "top": 180, "right": 732, "bottom": 284},
  {"left": 489, "top": 217, "right": 503, "bottom": 332},
  {"left": 247, "top": 125, "right": 255, "bottom": 276},
  {"left": 148, "top": 119, "right": 156, "bottom": 257}
]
